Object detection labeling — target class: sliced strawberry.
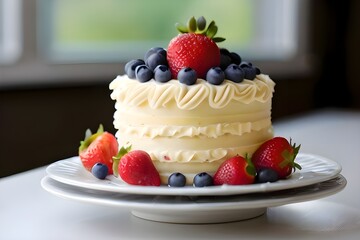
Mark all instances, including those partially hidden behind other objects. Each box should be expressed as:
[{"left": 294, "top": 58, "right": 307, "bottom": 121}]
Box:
[
  {"left": 252, "top": 137, "right": 301, "bottom": 179},
  {"left": 213, "top": 155, "right": 256, "bottom": 185},
  {"left": 118, "top": 150, "right": 161, "bottom": 186},
  {"left": 79, "top": 124, "right": 118, "bottom": 174}
]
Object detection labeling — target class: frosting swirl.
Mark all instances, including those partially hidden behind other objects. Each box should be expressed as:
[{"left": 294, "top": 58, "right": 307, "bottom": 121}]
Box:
[{"left": 110, "top": 74, "right": 275, "bottom": 110}]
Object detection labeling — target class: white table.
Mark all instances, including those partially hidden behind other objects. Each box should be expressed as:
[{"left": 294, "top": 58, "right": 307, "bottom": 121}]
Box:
[{"left": 1, "top": 109, "right": 360, "bottom": 240}]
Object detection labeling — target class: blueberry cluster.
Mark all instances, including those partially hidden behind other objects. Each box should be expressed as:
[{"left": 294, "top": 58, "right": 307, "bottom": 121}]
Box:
[
  {"left": 125, "top": 47, "right": 171, "bottom": 83},
  {"left": 168, "top": 172, "right": 214, "bottom": 187},
  {"left": 124, "top": 47, "right": 261, "bottom": 86},
  {"left": 213, "top": 48, "right": 261, "bottom": 85}
]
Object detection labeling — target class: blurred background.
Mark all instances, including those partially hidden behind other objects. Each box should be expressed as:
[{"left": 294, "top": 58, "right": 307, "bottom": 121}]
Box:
[{"left": 0, "top": 0, "right": 359, "bottom": 177}]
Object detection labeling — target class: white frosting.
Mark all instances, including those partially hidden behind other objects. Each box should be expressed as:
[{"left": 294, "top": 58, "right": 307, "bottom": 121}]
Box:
[
  {"left": 110, "top": 74, "right": 274, "bottom": 110},
  {"left": 110, "top": 74, "right": 275, "bottom": 181},
  {"left": 114, "top": 119, "right": 271, "bottom": 138}
]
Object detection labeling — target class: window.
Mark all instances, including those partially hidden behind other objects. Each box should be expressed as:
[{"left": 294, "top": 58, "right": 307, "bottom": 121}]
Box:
[
  {"left": 39, "top": 0, "right": 300, "bottom": 62},
  {"left": 0, "top": 0, "right": 21, "bottom": 65},
  {"left": 0, "top": 0, "right": 311, "bottom": 87}
]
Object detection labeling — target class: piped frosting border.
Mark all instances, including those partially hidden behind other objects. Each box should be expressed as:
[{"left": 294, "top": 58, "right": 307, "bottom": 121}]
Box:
[{"left": 110, "top": 74, "right": 275, "bottom": 110}]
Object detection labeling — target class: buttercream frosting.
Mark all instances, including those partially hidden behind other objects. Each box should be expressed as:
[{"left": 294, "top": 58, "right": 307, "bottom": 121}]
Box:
[{"left": 110, "top": 74, "right": 275, "bottom": 183}]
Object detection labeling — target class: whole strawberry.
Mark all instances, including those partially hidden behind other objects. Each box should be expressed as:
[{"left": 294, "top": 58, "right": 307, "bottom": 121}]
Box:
[
  {"left": 79, "top": 124, "right": 118, "bottom": 174},
  {"left": 213, "top": 155, "right": 256, "bottom": 185},
  {"left": 167, "top": 16, "right": 224, "bottom": 79},
  {"left": 118, "top": 150, "right": 161, "bottom": 186},
  {"left": 252, "top": 137, "right": 301, "bottom": 179}
]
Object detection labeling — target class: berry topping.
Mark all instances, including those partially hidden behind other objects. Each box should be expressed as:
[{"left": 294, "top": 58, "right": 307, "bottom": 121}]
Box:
[
  {"left": 193, "top": 172, "right": 214, "bottom": 187},
  {"left": 213, "top": 155, "right": 256, "bottom": 185},
  {"left": 168, "top": 172, "right": 187, "bottom": 187},
  {"left": 135, "top": 65, "right": 153, "bottom": 82},
  {"left": 144, "top": 47, "right": 167, "bottom": 60},
  {"left": 154, "top": 65, "right": 172, "bottom": 83},
  {"left": 243, "top": 66, "right": 257, "bottom": 80},
  {"left": 206, "top": 67, "right": 225, "bottom": 85},
  {"left": 122, "top": 17, "right": 263, "bottom": 85},
  {"left": 91, "top": 163, "right": 109, "bottom": 180},
  {"left": 224, "top": 64, "right": 245, "bottom": 83},
  {"left": 145, "top": 52, "right": 168, "bottom": 71},
  {"left": 239, "top": 61, "right": 253, "bottom": 68},
  {"left": 79, "top": 124, "right": 118, "bottom": 174},
  {"left": 167, "top": 16, "right": 224, "bottom": 79},
  {"left": 118, "top": 150, "right": 161, "bottom": 186},
  {"left": 230, "top": 52, "right": 242, "bottom": 65},
  {"left": 125, "top": 59, "right": 145, "bottom": 79},
  {"left": 219, "top": 48, "right": 243, "bottom": 70},
  {"left": 256, "top": 168, "right": 279, "bottom": 183},
  {"left": 177, "top": 67, "right": 197, "bottom": 85},
  {"left": 252, "top": 137, "right": 302, "bottom": 179},
  {"left": 220, "top": 48, "right": 233, "bottom": 70}
]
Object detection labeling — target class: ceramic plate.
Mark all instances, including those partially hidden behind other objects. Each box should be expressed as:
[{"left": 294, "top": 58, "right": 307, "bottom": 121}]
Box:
[
  {"left": 41, "top": 175, "right": 346, "bottom": 223},
  {"left": 46, "top": 153, "right": 342, "bottom": 196}
]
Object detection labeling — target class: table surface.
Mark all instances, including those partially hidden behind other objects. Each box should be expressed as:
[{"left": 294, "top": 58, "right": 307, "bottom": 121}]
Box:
[{"left": 1, "top": 109, "right": 360, "bottom": 240}]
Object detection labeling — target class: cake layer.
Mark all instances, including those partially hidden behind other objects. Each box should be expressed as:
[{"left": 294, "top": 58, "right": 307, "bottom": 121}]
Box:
[{"left": 115, "top": 127, "right": 273, "bottom": 163}]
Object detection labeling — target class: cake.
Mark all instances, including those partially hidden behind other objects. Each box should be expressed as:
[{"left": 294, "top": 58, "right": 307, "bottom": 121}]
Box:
[{"left": 109, "top": 17, "right": 275, "bottom": 185}]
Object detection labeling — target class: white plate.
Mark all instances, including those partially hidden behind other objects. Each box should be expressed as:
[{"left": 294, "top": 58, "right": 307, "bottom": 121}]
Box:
[
  {"left": 46, "top": 153, "right": 342, "bottom": 196},
  {"left": 41, "top": 175, "right": 346, "bottom": 224}
]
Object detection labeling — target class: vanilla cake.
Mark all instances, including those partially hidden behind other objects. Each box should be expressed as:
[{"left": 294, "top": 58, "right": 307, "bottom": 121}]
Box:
[{"left": 110, "top": 74, "right": 275, "bottom": 184}]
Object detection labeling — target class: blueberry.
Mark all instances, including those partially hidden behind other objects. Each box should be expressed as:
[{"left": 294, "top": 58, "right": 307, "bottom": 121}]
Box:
[
  {"left": 255, "top": 67, "right": 261, "bottom": 75},
  {"left": 220, "top": 54, "right": 232, "bottom": 70},
  {"left": 219, "top": 48, "right": 232, "bottom": 70},
  {"left": 256, "top": 168, "right": 279, "bottom": 183},
  {"left": 220, "top": 48, "right": 231, "bottom": 56},
  {"left": 154, "top": 65, "right": 172, "bottom": 83},
  {"left": 145, "top": 52, "right": 168, "bottom": 71},
  {"left": 206, "top": 67, "right": 225, "bottom": 85},
  {"left": 91, "top": 163, "right": 109, "bottom": 180},
  {"left": 243, "top": 66, "right": 257, "bottom": 80},
  {"left": 125, "top": 59, "right": 145, "bottom": 79},
  {"left": 224, "top": 64, "right": 245, "bottom": 83},
  {"left": 193, "top": 172, "right": 213, "bottom": 187},
  {"left": 178, "top": 67, "right": 197, "bottom": 85},
  {"left": 239, "top": 61, "right": 253, "bottom": 68},
  {"left": 144, "top": 47, "right": 167, "bottom": 60},
  {"left": 135, "top": 65, "right": 153, "bottom": 82},
  {"left": 168, "top": 172, "right": 187, "bottom": 187},
  {"left": 230, "top": 52, "right": 241, "bottom": 65}
]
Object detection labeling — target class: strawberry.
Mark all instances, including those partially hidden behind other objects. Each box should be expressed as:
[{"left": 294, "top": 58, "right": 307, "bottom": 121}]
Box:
[
  {"left": 118, "top": 150, "right": 161, "bottom": 186},
  {"left": 167, "top": 16, "right": 224, "bottom": 79},
  {"left": 79, "top": 124, "right": 118, "bottom": 174},
  {"left": 213, "top": 155, "right": 256, "bottom": 185},
  {"left": 252, "top": 137, "right": 301, "bottom": 179}
]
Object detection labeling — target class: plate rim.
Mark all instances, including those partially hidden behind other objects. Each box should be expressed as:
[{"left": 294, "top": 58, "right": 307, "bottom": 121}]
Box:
[
  {"left": 45, "top": 152, "right": 342, "bottom": 196},
  {"left": 41, "top": 175, "right": 347, "bottom": 211}
]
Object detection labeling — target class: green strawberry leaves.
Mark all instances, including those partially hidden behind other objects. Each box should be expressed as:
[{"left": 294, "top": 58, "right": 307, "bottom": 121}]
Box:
[
  {"left": 244, "top": 153, "right": 256, "bottom": 177},
  {"left": 175, "top": 16, "right": 226, "bottom": 42},
  {"left": 79, "top": 124, "right": 104, "bottom": 153},
  {"left": 279, "top": 139, "right": 302, "bottom": 171},
  {"left": 112, "top": 144, "right": 132, "bottom": 177}
]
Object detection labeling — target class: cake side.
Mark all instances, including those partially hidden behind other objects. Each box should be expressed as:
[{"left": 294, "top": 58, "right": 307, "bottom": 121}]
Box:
[{"left": 110, "top": 74, "right": 275, "bottom": 183}]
